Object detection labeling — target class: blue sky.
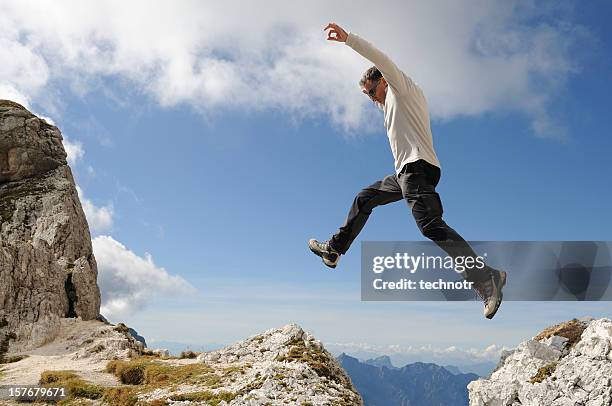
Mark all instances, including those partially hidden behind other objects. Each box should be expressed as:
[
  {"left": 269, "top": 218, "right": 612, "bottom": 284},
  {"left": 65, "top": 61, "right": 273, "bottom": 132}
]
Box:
[{"left": 1, "top": 1, "right": 611, "bottom": 365}]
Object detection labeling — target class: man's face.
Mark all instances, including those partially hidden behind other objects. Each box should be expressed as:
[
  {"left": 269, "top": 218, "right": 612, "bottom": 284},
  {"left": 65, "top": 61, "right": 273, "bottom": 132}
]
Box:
[{"left": 362, "top": 77, "right": 387, "bottom": 105}]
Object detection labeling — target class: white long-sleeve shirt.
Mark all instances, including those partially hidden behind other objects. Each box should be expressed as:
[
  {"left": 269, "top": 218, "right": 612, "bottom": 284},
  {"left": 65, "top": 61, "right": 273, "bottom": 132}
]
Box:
[{"left": 345, "top": 32, "right": 441, "bottom": 174}]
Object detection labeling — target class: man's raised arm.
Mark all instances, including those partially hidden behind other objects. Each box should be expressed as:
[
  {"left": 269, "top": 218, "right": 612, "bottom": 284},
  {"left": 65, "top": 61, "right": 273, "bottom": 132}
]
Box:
[{"left": 323, "top": 22, "right": 413, "bottom": 95}]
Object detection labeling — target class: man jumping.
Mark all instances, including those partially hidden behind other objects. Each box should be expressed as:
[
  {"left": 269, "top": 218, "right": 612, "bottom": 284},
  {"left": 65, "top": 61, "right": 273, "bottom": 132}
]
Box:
[{"left": 309, "top": 23, "right": 507, "bottom": 319}]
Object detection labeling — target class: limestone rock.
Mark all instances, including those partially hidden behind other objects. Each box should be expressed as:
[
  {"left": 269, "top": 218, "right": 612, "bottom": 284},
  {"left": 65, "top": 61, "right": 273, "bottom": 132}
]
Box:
[
  {"left": 0, "top": 99, "right": 100, "bottom": 352},
  {"left": 71, "top": 320, "right": 145, "bottom": 362},
  {"left": 468, "top": 318, "right": 612, "bottom": 406},
  {"left": 183, "top": 323, "right": 364, "bottom": 405}
]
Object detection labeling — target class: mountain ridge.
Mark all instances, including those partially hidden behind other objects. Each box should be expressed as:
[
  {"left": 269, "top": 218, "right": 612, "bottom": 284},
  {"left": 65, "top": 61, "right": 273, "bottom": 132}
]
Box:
[{"left": 338, "top": 352, "right": 478, "bottom": 406}]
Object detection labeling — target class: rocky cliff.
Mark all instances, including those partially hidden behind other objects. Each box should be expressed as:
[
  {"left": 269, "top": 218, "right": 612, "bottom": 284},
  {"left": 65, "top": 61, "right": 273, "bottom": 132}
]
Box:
[
  {"left": 0, "top": 99, "right": 100, "bottom": 351},
  {"left": 468, "top": 317, "right": 612, "bottom": 406}
]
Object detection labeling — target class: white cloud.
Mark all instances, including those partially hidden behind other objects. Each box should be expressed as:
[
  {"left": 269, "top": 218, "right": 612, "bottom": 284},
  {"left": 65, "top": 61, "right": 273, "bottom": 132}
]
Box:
[
  {"left": 76, "top": 185, "right": 114, "bottom": 234},
  {"left": 0, "top": 82, "right": 30, "bottom": 108},
  {"left": 0, "top": 1, "right": 587, "bottom": 136},
  {"left": 93, "top": 235, "right": 195, "bottom": 321},
  {"left": 0, "top": 81, "right": 56, "bottom": 125},
  {"left": 63, "top": 136, "right": 84, "bottom": 166},
  {"left": 59, "top": 130, "right": 111, "bottom": 234}
]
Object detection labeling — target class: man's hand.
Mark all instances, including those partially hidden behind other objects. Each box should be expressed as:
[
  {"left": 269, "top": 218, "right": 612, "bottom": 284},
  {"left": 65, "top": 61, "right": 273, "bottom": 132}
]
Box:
[{"left": 323, "top": 23, "right": 348, "bottom": 42}]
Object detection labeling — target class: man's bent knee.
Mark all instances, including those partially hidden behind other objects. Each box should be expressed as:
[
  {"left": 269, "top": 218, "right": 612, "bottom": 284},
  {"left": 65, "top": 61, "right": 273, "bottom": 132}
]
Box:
[
  {"left": 417, "top": 217, "right": 450, "bottom": 241},
  {"left": 354, "top": 191, "right": 379, "bottom": 214}
]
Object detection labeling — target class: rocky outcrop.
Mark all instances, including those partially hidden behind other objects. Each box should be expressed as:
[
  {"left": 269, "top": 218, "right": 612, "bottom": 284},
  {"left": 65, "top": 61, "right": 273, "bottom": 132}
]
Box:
[
  {"left": 0, "top": 99, "right": 100, "bottom": 351},
  {"left": 468, "top": 317, "right": 612, "bottom": 406},
  {"left": 192, "top": 323, "right": 363, "bottom": 405},
  {"left": 1, "top": 321, "right": 363, "bottom": 405}
]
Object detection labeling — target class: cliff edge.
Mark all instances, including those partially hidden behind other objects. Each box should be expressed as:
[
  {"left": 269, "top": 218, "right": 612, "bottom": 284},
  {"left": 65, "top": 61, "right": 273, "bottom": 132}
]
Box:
[{"left": 0, "top": 100, "right": 101, "bottom": 352}]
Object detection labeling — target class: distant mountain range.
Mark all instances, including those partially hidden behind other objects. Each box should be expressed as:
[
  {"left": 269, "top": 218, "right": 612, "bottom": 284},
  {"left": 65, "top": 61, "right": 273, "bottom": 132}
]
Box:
[
  {"left": 362, "top": 355, "right": 496, "bottom": 378},
  {"left": 442, "top": 364, "right": 463, "bottom": 375},
  {"left": 338, "top": 353, "right": 479, "bottom": 406},
  {"left": 364, "top": 355, "right": 396, "bottom": 369}
]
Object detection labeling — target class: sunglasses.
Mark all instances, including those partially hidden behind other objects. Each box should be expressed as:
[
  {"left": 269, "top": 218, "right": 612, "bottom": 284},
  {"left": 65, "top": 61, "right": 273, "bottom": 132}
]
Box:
[{"left": 366, "top": 80, "right": 381, "bottom": 98}]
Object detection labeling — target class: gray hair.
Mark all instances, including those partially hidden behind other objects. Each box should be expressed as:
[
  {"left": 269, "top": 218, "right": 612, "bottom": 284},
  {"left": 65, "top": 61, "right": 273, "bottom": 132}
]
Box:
[{"left": 359, "top": 66, "right": 382, "bottom": 87}]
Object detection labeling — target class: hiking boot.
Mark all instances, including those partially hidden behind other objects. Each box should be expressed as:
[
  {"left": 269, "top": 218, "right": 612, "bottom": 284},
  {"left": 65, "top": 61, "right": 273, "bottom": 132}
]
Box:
[
  {"left": 472, "top": 268, "right": 507, "bottom": 319},
  {"left": 308, "top": 238, "right": 340, "bottom": 269}
]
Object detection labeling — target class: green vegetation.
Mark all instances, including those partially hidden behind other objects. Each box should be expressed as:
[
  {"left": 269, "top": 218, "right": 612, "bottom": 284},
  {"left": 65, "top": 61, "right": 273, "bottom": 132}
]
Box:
[
  {"left": 114, "top": 323, "right": 130, "bottom": 335},
  {"left": 40, "top": 370, "right": 142, "bottom": 406},
  {"left": 106, "top": 357, "right": 218, "bottom": 386},
  {"left": 106, "top": 359, "right": 146, "bottom": 385},
  {"left": 40, "top": 370, "right": 104, "bottom": 401},
  {"left": 222, "top": 365, "right": 248, "bottom": 376},
  {"left": 40, "top": 370, "right": 79, "bottom": 384},
  {"left": 36, "top": 345, "right": 356, "bottom": 405},
  {"left": 275, "top": 338, "right": 361, "bottom": 404},
  {"left": 102, "top": 387, "right": 139, "bottom": 406},
  {"left": 179, "top": 350, "right": 200, "bottom": 359},
  {"left": 1, "top": 354, "right": 28, "bottom": 363},
  {"left": 102, "top": 357, "right": 240, "bottom": 405},
  {"left": 534, "top": 318, "right": 587, "bottom": 348},
  {"left": 529, "top": 362, "right": 557, "bottom": 383},
  {"left": 276, "top": 338, "right": 340, "bottom": 384},
  {"left": 64, "top": 380, "right": 105, "bottom": 400}
]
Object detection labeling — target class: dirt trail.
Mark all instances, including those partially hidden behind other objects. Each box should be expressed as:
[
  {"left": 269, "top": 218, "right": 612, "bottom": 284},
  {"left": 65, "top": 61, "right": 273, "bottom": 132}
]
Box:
[{"left": 0, "top": 319, "right": 122, "bottom": 387}]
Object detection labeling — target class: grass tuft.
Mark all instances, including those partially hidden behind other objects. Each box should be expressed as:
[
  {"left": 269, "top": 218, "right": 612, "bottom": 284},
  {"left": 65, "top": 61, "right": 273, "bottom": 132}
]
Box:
[
  {"left": 105, "top": 359, "right": 147, "bottom": 385},
  {"left": 179, "top": 350, "right": 200, "bottom": 359},
  {"left": 40, "top": 370, "right": 78, "bottom": 384},
  {"left": 102, "top": 386, "right": 139, "bottom": 406},
  {"left": 276, "top": 338, "right": 339, "bottom": 384},
  {"left": 40, "top": 370, "right": 104, "bottom": 401},
  {"left": 1, "top": 354, "right": 28, "bottom": 364},
  {"left": 534, "top": 319, "right": 587, "bottom": 348},
  {"left": 529, "top": 362, "right": 557, "bottom": 383},
  {"left": 106, "top": 357, "right": 218, "bottom": 387}
]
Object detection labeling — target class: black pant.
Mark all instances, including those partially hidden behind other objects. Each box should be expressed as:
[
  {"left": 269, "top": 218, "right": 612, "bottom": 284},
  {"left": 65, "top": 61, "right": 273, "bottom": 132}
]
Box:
[{"left": 329, "top": 159, "right": 489, "bottom": 282}]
